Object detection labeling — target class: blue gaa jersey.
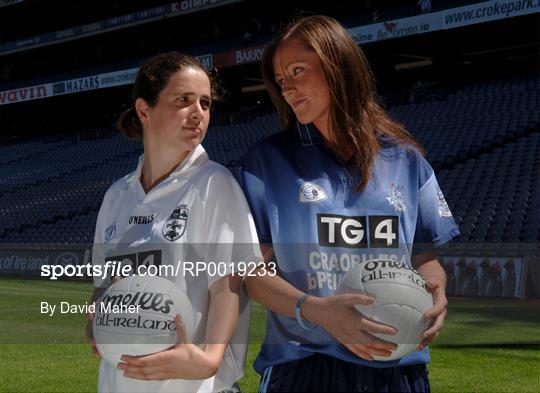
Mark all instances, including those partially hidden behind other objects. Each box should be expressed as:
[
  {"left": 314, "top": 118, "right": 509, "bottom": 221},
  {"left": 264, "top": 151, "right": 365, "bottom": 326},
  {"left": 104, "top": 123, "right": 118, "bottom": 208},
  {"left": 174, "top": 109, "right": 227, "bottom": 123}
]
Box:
[{"left": 241, "top": 123, "right": 460, "bottom": 373}]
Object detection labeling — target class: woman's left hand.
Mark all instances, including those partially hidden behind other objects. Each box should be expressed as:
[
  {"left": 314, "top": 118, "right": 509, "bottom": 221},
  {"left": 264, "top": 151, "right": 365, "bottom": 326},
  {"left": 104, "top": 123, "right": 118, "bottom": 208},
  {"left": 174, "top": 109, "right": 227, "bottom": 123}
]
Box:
[
  {"left": 417, "top": 277, "right": 448, "bottom": 351},
  {"left": 118, "top": 315, "right": 219, "bottom": 381}
]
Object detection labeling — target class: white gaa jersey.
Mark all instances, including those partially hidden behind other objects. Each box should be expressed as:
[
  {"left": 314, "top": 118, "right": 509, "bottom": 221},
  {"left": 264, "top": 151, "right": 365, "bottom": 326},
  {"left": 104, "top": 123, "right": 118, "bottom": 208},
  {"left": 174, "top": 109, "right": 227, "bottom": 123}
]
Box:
[{"left": 92, "top": 145, "right": 262, "bottom": 393}]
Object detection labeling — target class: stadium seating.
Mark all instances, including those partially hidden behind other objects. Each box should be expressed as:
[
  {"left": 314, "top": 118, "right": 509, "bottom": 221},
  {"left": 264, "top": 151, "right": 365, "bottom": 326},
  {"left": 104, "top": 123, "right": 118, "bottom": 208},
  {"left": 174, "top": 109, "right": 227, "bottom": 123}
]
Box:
[
  {"left": 0, "top": 74, "right": 538, "bottom": 246},
  {"left": 391, "top": 74, "right": 539, "bottom": 170},
  {"left": 438, "top": 132, "right": 539, "bottom": 244}
]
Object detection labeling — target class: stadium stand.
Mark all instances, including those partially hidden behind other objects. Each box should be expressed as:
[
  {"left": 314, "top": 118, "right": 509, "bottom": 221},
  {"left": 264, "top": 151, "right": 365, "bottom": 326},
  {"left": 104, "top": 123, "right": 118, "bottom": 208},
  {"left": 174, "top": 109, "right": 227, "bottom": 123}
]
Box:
[
  {"left": 392, "top": 73, "right": 540, "bottom": 169},
  {"left": 1, "top": 0, "right": 538, "bottom": 302},
  {"left": 0, "top": 72, "right": 538, "bottom": 246},
  {"left": 0, "top": 0, "right": 488, "bottom": 92},
  {"left": 339, "top": 0, "right": 486, "bottom": 27},
  {"left": 439, "top": 132, "right": 539, "bottom": 244}
]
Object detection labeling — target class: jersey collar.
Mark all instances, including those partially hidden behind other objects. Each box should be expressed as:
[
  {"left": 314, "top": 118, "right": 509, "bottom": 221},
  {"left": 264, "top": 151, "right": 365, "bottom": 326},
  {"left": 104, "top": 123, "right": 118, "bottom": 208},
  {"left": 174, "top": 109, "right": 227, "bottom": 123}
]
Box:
[
  {"left": 294, "top": 122, "right": 325, "bottom": 147},
  {"left": 170, "top": 144, "right": 209, "bottom": 177},
  {"left": 294, "top": 122, "right": 361, "bottom": 170},
  {"left": 127, "top": 144, "right": 209, "bottom": 187}
]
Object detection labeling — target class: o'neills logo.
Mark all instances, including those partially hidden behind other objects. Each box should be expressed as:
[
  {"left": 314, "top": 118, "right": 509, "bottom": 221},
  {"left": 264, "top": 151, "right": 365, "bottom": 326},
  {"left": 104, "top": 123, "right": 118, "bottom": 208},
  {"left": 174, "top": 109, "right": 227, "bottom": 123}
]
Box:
[
  {"left": 95, "top": 314, "right": 175, "bottom": 331},
  {"left": 101, "top": 291, "right": 173, "bottom": 314},
  {"left": 364, "top": 259, "right": 417, "bottom": 273},
  {"left": 362, "top": 260, "right": 425, "bottom": 289},
  {"left": 129, "top": 214, "right": 154, "bottom": 224}
]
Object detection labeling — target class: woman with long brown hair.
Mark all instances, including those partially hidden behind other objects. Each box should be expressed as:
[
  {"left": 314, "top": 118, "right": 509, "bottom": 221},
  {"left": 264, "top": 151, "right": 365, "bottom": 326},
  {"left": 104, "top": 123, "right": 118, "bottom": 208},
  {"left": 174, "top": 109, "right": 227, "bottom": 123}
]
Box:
[{"left": 241, "top": 15, "right": 459, "bottom": 392}]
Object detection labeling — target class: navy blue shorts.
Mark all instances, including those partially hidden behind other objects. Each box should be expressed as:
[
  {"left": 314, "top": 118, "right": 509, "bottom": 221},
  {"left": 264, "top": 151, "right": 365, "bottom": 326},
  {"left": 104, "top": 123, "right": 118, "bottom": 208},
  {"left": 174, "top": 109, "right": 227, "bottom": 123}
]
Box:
[{"left": 258, "top": 353, "right": 430, "bottom": 393}]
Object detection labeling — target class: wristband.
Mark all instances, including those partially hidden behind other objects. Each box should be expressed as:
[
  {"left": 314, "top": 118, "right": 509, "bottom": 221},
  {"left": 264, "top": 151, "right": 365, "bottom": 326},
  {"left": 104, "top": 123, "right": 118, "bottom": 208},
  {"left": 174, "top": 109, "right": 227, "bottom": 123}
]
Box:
[{"left": 295, "top": 294, "right": 317, "bottom": 330}]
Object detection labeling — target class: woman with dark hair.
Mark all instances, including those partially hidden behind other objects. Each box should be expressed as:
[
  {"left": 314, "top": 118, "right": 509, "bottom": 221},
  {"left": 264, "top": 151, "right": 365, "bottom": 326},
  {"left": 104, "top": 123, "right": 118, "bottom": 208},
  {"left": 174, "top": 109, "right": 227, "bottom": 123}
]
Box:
[
  {"left": 241, "top": 16, "right": 460, "bottom": 392},
  {"left": 86, "top": 52, "right": 261, "bottom": 393}
]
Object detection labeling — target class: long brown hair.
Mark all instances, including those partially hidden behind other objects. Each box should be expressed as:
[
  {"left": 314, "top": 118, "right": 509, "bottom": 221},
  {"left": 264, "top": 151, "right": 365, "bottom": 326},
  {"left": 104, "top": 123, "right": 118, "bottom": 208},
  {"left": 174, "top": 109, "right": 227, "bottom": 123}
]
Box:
[{"left": 261, "top": 15, "right": 424, "bottom": 191}]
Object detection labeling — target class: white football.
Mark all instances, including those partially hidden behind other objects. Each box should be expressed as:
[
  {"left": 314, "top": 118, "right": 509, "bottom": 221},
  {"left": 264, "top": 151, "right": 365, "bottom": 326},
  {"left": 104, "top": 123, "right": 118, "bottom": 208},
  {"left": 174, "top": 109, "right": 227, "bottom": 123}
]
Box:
[
  {"left": 92, "top": 275, "right": 196, "bottom": 367},
  {"left": 337, "top": 258, "right": 433, "bottom": 361}
]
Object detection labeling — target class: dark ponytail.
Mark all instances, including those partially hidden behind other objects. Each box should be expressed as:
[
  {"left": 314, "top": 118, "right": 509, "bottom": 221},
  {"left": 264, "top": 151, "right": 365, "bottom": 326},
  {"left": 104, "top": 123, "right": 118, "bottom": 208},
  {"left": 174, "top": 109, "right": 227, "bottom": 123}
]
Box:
[{"left": 117, "top": 107, "right": 143, "bottom": 140}]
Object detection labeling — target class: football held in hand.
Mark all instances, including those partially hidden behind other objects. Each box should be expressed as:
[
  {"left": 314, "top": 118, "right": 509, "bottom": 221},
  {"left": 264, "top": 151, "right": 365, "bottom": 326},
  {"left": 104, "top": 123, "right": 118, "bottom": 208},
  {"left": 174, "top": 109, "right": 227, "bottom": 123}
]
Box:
[
  {"left": 337, "top": 259, "right": 433, "bottom": 361},
  {"left": 92, "top": 275, "right": 196, "bottom": 367}
]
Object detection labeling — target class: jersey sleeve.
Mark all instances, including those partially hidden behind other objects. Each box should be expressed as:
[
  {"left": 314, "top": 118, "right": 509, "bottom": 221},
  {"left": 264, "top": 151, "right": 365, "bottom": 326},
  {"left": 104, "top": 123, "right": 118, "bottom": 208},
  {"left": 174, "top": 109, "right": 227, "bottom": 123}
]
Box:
[
  {"left": 203, "top": 170, "right": 264, "bottom": 289},
  {"left": 239, "top": 147, "right": 272, "bottom": 244},
  {"left": 92, "top": 188, "right": 112, "bottom": 289},
  {"left": 413, "top": 155, "right": 460, "bottom": 255}
]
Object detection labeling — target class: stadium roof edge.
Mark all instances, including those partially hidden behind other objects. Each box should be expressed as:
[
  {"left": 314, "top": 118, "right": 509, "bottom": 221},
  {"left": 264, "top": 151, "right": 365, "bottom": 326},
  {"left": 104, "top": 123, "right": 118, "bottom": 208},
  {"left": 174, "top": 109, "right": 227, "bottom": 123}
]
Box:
[
  {"left": 2, "top": 0, "right": 538, "bottom": 105},
  {"left": 0, "top": 0, "right": 242, "bottom": 56}
]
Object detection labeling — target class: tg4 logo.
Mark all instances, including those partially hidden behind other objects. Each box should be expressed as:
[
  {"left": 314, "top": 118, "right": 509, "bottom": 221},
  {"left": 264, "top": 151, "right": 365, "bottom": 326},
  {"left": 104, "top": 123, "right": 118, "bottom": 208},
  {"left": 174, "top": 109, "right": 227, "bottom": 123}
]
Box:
[{"left": 317, "top": 214, "right": 399, "bottom": 248}]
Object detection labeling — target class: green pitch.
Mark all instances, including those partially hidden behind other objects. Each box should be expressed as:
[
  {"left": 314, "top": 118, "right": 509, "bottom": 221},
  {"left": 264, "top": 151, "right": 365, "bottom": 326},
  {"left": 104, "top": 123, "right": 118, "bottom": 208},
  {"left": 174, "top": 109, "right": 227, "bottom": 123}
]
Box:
[{"left": 1, "top": 278, "right": 538, "bottom": 392}]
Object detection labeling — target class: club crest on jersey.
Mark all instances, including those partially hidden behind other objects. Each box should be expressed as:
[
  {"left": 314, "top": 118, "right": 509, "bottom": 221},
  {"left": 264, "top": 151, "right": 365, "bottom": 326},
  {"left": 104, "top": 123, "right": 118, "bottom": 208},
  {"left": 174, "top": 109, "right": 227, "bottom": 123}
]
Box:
[
  {"left": 299, "top": 182, "right": 328, "bottom": 203},
  {"left": 104, "top": 222, "right": 116, "bottom": 242},
  {"left": 437, "top": 189, "right": 452, "bottom": 217},
  {"left": 386, "top": 184, "right": 406, "bottom": 213},
  {"left": 162, "top": 204, "right": 189, "bottom": 241}
]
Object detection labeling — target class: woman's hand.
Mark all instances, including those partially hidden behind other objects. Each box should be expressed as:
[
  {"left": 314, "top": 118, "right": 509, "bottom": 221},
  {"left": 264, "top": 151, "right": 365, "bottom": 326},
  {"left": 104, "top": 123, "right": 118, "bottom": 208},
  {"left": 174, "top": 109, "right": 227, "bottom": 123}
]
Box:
[
  {"left": 412, "top": 255, "right": 448, "bottom": 351},
  {"left": 119, "top": 275, "right": 240, "bottom": 381},
  {"left": 417, "top": 277, "right": 447, "bottom": 351},
  {"left": 85, "top": 285, "right": 107, "bottom": 359},
  {"left": 303, "top": 294, "right": 398, "bottom": 361},
  {"left": 118, "top": 315, "right": 220, "bottom": 381},
  {"left": 245, "top": 245, "right": 397, "bottom": 362},
  {"left": 85, "top": 302, "right": 100, "bottom": 359}
]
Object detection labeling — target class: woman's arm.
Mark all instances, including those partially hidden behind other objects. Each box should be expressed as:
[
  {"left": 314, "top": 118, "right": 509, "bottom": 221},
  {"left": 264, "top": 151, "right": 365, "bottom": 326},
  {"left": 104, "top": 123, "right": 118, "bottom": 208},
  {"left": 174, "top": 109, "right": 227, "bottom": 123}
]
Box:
[
  {"left": 244, "top": 245, "right": 398, "bottom": 361},
  {"left": 85, "top": 287, "right": 106, "bottom": 358},
  {"left": 118, "top": 274, "right": 242, "bottom": 380},
  {"left": 413, "top": 252, "right": 448, "bottom": 350},
  {"left": 199, "top": 274, "right": 243, "bottom": 373}
]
